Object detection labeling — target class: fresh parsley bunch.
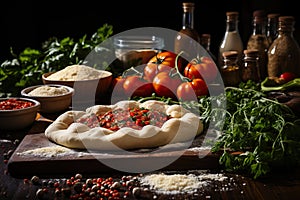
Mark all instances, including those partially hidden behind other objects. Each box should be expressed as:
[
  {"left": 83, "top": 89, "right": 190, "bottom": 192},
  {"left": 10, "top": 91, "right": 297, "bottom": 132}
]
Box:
[{"left": 210, "top": 81, "right": 300, "bottom": 179}]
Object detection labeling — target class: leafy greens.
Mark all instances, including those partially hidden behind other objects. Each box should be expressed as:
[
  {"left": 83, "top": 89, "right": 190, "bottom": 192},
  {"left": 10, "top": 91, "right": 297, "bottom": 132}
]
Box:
[
  {"left": 209, "top": 81, "right": 300, "bottom": 179},
  {"left": 0, "top": 24, "right": 113, "bottom": 97}
]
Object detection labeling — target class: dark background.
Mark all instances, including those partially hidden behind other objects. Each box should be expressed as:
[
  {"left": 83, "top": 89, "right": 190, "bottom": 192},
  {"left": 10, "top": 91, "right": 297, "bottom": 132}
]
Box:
[{"left": 0, "top": 0, "right": 299, "bottom": 64}]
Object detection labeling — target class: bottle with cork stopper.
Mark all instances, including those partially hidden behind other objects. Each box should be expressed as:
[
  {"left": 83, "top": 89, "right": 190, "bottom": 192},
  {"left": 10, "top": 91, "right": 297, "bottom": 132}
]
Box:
[
  {"left": 246, "top": 10, "right": 270, "bottom": 81},
  {"left": 242, "top": 49, "right": 261, "bottom": 83},
  {"left": 218, "top": 11, "right": 244, "bottom": 69},
  {"left": 200, "top": 33, "right": 217, "bottom": 64},
  {"left": 174, "top": 2, "right": 200, "bottom": 62},
  {"left": 220, "top": 50, "right": 241, "bottom": 87},
  {"left": 267, "top": 13, "right": 280, "bottom": 45},
  {"left": 267, "top": 16, "right": 300, "bottom": 78}
]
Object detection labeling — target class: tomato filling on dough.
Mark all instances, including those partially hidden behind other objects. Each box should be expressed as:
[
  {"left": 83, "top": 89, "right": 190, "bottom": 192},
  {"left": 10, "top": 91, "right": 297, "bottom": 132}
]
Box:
[{"left": 76, "top": 107, "right": 172, "bottom": 131}]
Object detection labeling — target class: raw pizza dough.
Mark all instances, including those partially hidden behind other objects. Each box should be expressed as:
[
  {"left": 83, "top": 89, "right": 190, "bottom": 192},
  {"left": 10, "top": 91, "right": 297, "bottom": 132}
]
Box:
[{"left": 45, "top": 100, "right": 203, "bottom": 150}]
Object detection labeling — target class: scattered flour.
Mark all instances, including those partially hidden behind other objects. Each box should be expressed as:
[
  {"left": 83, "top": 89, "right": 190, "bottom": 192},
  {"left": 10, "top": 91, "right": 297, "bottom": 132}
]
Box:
[
  {"left": 17, "top": 146, "right": 72, "bottom": 157},
  {"left": 139, "top": 172, "right": 228, "bottom": 194}
]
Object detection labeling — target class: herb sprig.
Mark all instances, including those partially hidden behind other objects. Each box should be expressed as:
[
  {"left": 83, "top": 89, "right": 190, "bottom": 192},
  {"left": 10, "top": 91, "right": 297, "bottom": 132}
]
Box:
[{"left": 210, "top": 81, "right": 300, "bottom": 179}]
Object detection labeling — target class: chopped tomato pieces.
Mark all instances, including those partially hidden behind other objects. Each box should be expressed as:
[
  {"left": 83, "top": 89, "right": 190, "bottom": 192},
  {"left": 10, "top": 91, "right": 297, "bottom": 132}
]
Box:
[
  {"left": 0, "top": 98, "right": 35, "bottom": 110},
  {"left": 76, "top": 107, "right": 172, "bottom": 131}
]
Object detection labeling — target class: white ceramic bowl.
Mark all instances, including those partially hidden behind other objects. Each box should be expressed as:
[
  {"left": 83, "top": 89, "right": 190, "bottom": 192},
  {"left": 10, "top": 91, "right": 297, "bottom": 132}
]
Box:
[
  {"left": 0, "top": 97, "right": 40, "bottom": 131},
  {"left": 21, "top": 84, "right": 74, "bottom": 113}
]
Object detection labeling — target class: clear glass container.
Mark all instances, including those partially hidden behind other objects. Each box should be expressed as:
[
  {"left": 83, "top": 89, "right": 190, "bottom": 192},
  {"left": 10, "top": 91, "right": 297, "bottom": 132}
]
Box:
[
  {"left": 220, "top": 50, "right": 241, "bottom": 87},
  {"left": 200, "top": 33, "right": 217, "bottom": 63},
  {"left": 114, "top": 35, "right": 164, "bottom": 68},
  {"left": 242, "top": 49, "right": 261, "bottom": 83},
  {"left": 174, "top": 2, "right": 200, "bottom": 61},
  {"left": 267, "top": 16, "right": 300, "bottom": 77},
  {"left": 267, "top": 13, "right": 280, "bottom": 45},
  {"left": 218, "top": 11, "right": 244, "bottom": 69},
  {"left": 246, "top": 10, "right": 270, "bottom": 80}
]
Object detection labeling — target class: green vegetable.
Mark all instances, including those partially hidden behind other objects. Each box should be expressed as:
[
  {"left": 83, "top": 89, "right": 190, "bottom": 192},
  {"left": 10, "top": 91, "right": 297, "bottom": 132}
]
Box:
[
  {"left": 133, "top": 80, "right": 300, "bottom": 179},
  {"left": 261, "top": 77, "right": 300, "bottom": 91},
  {"left": 0, "top": 24, "right": 114, "bottom": 97},
  {"left": 210, "top": 81, "right": 300, "bottom": 179}
]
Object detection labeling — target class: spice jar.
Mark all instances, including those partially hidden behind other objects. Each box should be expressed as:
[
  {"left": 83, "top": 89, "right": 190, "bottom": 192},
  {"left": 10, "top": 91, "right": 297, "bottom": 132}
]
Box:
[
  {"left": 242, "top": 49, "right": 261, "bottom": 82},
  {"left": 267, "top": 16, "right": 300, "bottom": 77},
  {"left": 220, "top": 50, "right": 241, "bottom": 87},
  {"left": 246, "top": 10, "right": 270, "bottom": 80}
]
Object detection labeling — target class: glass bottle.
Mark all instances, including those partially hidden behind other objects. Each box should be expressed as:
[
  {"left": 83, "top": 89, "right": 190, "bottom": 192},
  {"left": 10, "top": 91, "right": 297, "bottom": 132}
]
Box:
[
  {"left": 242, "top": 49, "right": 261, "bottom": 82},
  {"left": 200, "top": 33, "right": 217, "bottom": 63},
  {"left": 174, "top": 2, "right": 200, "bottom": 61},
  {"left": 267, "top": 13, "right": 280, "bottom": 45},
  {"left": 220, "top": 50, "right": 241, "bottom": 87},
  {"left": 246, "top": 10, "right": 270, "bottom": 81},
  {"left": 218, "top": 11, "right": 244, "bottom": 69},
  {"left": 267, "top": 16, "right": 300, "bottom": 77}
]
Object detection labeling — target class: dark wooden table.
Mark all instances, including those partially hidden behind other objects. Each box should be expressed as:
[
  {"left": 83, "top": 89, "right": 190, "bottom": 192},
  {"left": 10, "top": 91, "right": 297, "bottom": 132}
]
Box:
[{"left": 1, "top": 114, "right": 300, "bottom": 200}]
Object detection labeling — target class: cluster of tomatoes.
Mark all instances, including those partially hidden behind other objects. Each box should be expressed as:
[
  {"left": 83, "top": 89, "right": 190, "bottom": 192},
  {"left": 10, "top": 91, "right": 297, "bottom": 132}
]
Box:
[{"left": 111, "top": 51, "right": 218, "bottom": 101}]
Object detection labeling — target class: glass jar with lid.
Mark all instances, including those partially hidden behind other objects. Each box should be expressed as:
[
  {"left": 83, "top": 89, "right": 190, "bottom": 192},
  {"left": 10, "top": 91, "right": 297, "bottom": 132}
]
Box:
[
  {"left": 114, "top": 35, "right": 164, "bottom": 69},
  {"left": 220, "top": 50, "right": 241, "bottom": 87},
  {"left": 242, "top": 49, "right": 261, "bottom": 83},
  {"left": 267, "top": 16, "right": 300, "bottom": 77}
]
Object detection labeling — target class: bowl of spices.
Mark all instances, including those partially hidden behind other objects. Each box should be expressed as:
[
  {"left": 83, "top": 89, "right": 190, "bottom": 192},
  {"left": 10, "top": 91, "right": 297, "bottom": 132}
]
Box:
[
  {"left": 0, "top": 97, "right": 40, "bottom": 130},
  {"left": 21, "top": 84, "right": 74, "bottom": 113}
]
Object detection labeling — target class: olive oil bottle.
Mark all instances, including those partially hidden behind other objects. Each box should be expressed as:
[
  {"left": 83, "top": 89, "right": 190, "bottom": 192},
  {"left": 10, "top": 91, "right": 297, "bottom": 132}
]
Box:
[{"left": 174, "top": 2, "right": 200, "bottom": 62}]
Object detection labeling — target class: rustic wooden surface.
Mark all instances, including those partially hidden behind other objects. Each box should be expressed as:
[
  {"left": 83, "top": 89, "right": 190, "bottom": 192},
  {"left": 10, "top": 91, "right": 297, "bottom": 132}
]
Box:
[
  {"left": 7, "top": 133, "right": 221, "bottom": 177},
  {"left": 1, "top": 114, "right": 300, "bottom": 199}
]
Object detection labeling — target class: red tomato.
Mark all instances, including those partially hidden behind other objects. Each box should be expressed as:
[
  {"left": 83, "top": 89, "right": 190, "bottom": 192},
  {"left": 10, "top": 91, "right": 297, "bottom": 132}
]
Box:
[
  {"left": 111, "top": 76, "right": 126, "bottom": 96},
  {"left": 279, "top": 72, "right": 296, "bottom": 83},
  {"left": 123, "top": 75, "right": 154, "bottom": 98},
  {"left": 143, "top": 63, "right": 172, "bottom": 82},
  {"left": 190, "top": 78, "right": 208, "bottom": 97},
  {"left": 176, "top": 78, "right": 208, "bottom": 101},
  {"left": 152, "top": 71, "right": 182, "bottom": 99},
  {"left": 148, "top": 51, "right": 184, "bottom": 73},
  {"left": 184, "top": 56, "right": 218, "bottom": 83},
  {"left": 176, "top": 82, "right": 197, "bottom": 101}
]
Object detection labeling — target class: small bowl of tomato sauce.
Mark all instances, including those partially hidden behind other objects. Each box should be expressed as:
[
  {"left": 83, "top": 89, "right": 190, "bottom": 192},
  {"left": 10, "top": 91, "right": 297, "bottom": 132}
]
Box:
[{"left": 0, "top": 97, "right": 40, "bottom": 131}]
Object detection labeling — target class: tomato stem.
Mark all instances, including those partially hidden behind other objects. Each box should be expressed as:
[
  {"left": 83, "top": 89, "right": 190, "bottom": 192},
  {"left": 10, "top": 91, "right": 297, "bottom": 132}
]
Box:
[
  {"left": 122, "top": 66, "right": 143, "bottom": 78},
  {"left": 174, "top": 51, "right": 191, "bottom": 82}
]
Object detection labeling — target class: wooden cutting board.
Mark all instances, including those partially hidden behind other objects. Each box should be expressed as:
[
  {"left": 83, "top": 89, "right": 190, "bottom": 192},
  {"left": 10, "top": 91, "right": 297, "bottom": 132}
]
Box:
[{"left": 7, "top": 133, "right": 221, "bottom": 178}]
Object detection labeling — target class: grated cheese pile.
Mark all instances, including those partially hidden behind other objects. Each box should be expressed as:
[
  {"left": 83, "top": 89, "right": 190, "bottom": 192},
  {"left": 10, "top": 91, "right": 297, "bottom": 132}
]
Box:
[
  {"left": 17, "top": 146, "right": 71, "bottom": 157},
  {"left": 139, "top": 173, "right": 228, "bottom": 194}
]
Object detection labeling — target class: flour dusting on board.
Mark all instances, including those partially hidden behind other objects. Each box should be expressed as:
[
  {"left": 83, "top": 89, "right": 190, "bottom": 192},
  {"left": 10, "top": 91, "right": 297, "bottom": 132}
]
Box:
[{"left": 17, "top": 146, "right": 72, "bottom": 157}]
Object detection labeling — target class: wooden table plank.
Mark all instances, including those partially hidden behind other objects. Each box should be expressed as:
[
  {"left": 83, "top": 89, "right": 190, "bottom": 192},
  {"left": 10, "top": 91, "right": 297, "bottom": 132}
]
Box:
[{"left": 7, "top": 133, "right": 221, "bottom": 178}]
